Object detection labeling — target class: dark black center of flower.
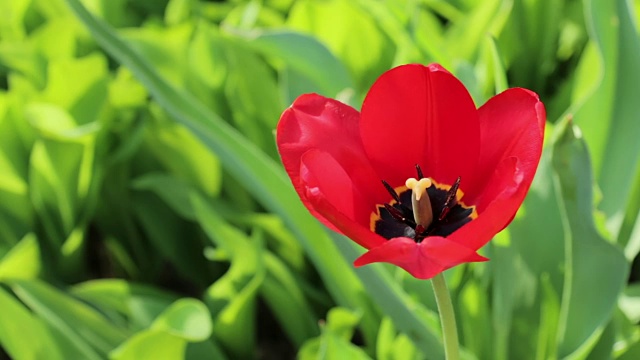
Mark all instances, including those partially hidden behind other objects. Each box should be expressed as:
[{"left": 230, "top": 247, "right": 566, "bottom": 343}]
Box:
[{"left": 370, "top": 165, "right": 476, "bottom": 243}]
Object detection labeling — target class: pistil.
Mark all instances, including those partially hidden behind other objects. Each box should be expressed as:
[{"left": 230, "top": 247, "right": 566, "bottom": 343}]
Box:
[{"left": 405, "top": 177, "right": 434, "bottom": 228}]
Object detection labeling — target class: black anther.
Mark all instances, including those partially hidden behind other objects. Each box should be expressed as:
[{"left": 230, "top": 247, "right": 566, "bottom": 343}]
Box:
[
  {"left": 381, "top": 180, "right": 401, "bottom": 203},
  {"left": 415, "top": 164, "right": 424, "bottom": 179},
  {"left": 439, "top": 176, "right": 461, "bottom": 221}
]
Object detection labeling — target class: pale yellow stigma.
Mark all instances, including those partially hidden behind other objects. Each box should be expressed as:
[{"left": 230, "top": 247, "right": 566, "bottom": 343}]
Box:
[
  {"left": 405, "top": 177, "right": 434, "bottom": 228},
  {"left": 405, "top": 178, "right": 433, "bottom": 201}
]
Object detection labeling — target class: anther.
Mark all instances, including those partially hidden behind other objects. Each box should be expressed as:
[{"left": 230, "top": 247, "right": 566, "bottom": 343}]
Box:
[
  {"left": 415, "top": 164, "right": 424, "bottom": 179},
  {"left": 439, "top": 177, "right": 461, "bottom": 221},
  {"left": 384, "top": 203, "right": 406, "bottom": 222},
  {"left": 381, "top": 180, "right": 401, "bottom": 203}
]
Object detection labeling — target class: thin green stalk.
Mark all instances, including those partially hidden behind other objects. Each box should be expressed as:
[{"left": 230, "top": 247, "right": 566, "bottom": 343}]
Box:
[
  {"left": 407, "top": 177, "right": 461, "bottom": 360},
  {"left": 432, "top": 273, "right": 460, "bottom": 360}
]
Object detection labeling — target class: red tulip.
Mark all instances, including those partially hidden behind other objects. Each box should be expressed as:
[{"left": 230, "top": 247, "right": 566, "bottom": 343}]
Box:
[{"left": 277, "top": 64, "right": 545, "bottom": 279}]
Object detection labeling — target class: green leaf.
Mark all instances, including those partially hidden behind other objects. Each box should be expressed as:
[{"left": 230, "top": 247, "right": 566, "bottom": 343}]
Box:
[
  {"left": 499, "top": 0, "right": 566, "bottom": 90},
  {"left": 0, "top": 287, "right": 65, "bottom": 360},
  {"left": 131, "top": 174, "right": 195, "bottom": 220},
  {"left": 620, "top": 284, "right": 640, "bottom": 324},
  {"left": 536, "top": 275, "right": 561, "bottom": 360},
  {"left": 110, "top": 295, "right": 221, "bottom": 360},
  {"left": 0, "top": 101, "right": 31, "bottom": 252},
  {"left": 287, "top": 0, "right": 394, "bottom": 93},
  {"left": 9, "top": 279, "right": 129, "bottom": 357},
  {"left": 242, "top": 30, "right": 353, "bottom": 101},
  {"left": 585, "top": 320, "right": 616, "bottom": 360},
  {"left": 164, "top": 0, "right": 193, "bottom": 26},
  {"left": 40, "top": 53, "right": 110, "bottom": 125},
  {"left": 551, "top": 119, "right": 628, "bottom": 358},
  {"left": 79, "top": 0, "right": 140, "bottom": 28},
  {"left": 574, "top": 0, "right": 640, "bottom": 237},
  {"left": 330, "top": 232, "right": 444, "bottom": 360},
  {"left": 131, "top": 190, "right": 210, "bottom": 286},
  {"left": 151, "top": 298, "right": 212, "bottom": 342},
  {"left": 217, "top": 35, "right": 283, "bottom": 154},
  {"left": 0, "top": 0, "right": 31, "bottom": 40},
  {"left": 185, "top": 339, "right": 229, "bottom": 360},
  {"left": 25, "top": 87, "right": 105, "bottom": 275},
  {"left": 108, "top": 67, "right": 148, "bottom": 109},
  {"left": 0, "top": 41, "right": 47, "bottom": 89},
  {"left": 238, "top": 213, "right": 306, "bottom": 272},
  {"left": 27, "top": 108, "right": 101, "bottom": 275},
  {"left": 489, "top": 228, "right": 541, "bottom": 360},
  {"left": 489, "top": 144, "right": 566, "bottom": 359},
  {"left": 191, "top": 192, "right": 265, "bottom": 357},
  {"left": 298, "top": 308, "right": 372, "bottom": 360},
  {"left": 619, "top": 344, "right": 640, "bottom": 360},
  {"left": 458, "top": 279, "right": 491, "bottom": 359},
  {"left": 142, "top": 109, "right": 222, "bottom": 197},
  {"left": 376, "top": 317, "right": 395, "bottom": 360},
  {"left": 353, "top": 0, "right": 445, "bottom": 67},
  {"left": 478, "top": 36, "right": 508, "bottom": 97},
  {"left": 118, "top": 22, "right": 194, "bottom": 89},
  {"left": 261, "top": 251, "right": 320, "bottom": 346},
  {"left": 618, "top": 164, "right": 640, "bottom": 259},
  {"left": 376, "top": 316, "right": 423, "bottom": 360},
  {"left": 71, "top": 279, "right": 180, "bottom": 331},
  {"left": 29, "top": 17, "right": 78, "bottom": 60},
  {"left": 109, "top": 330, "right": 186, "bottom": 360},
  {"left": 0, "top": 233, "right": 41, "bottom": 280},
  {"left": 445, "top": 0, "right": 512, "bottom": 61}
]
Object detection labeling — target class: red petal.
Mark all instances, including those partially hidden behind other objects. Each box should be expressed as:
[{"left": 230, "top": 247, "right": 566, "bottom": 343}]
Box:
[
  {"left": 354, "top": 236, "right": 488, "bottom": 279},
  {"left": 300, "top": 150, "right": 386, "bottom": 249},
  {"left": 277, "top": 94, "right": 388, "bottom": 235},
  {"left": 464, "top": 88, "right": 545, "bottom": 203},
  {"left": 449, "top": 156, "right": 528, "bottom": 250},
  {"left": 360, "top": 64, "right": 481, "bottom": 188}
]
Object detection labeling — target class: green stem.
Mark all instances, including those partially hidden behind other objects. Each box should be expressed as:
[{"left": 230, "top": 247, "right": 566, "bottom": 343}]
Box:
[
  {"left": 432, "top": 273, "right": 460, "bottom": 360},
  {"left": 408, "top": 180, "right": 460, "bottom": 359}
]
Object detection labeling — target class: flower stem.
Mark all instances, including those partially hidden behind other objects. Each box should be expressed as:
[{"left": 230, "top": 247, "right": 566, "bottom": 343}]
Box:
[
  {"left": 408, "top": 179, "right": 460, "bottom": 359},
  {"left": 431, "top": 273, "right": 460, "bottom": 360}
]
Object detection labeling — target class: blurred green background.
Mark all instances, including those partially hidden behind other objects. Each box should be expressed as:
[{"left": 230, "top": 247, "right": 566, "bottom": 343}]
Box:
[{"left": 0, "top": 0, "right": 639, "bottom": 359}]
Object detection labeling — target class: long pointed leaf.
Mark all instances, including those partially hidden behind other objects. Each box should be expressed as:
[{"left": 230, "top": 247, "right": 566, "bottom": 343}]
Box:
[{"left": 551, "top": 119, "right": 628, "bottom": 357}]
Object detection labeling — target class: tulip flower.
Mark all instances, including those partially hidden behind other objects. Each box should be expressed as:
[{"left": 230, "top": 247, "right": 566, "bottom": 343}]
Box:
[{"left": 277, "top": 63, "right": 545, "bottom": 280}]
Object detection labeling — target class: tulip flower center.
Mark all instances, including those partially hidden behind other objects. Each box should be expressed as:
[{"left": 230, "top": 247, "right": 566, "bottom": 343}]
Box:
[{"left": 369, "top": 165, "right": 477, "bottom": 243}]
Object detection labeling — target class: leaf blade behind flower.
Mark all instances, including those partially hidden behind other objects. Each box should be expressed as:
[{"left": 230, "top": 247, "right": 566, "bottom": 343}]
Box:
[
  {"left": 551, "top": 119, "right": 628, "bottom": 358},
  {"left": 573, "top": 0, "right": 640, "bottom": 241}
]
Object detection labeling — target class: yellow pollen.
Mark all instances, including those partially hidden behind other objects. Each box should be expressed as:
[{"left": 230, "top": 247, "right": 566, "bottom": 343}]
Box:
[{"left": 405, "top": 177, "right": 433, "bottom": 201}]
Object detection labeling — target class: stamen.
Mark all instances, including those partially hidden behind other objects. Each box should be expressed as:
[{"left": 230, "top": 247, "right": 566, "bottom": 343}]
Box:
[
  {"left": 372, "top": 172, "right": 473, "bottom": 242},
  {"left": 439, "top": 177, "right": 461, "bottom": 221},
  {"left": 383, "top": 203, "right": 406, "bottom": 222},
  {"left": 415, "top": 164, "right": 424, "bottom": 179},
  {"left": 381, "top": 180, "right": 401, "bottom": 203},
  {"left": 405, "top": 177, "right": 434, "bottom": 228}
]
